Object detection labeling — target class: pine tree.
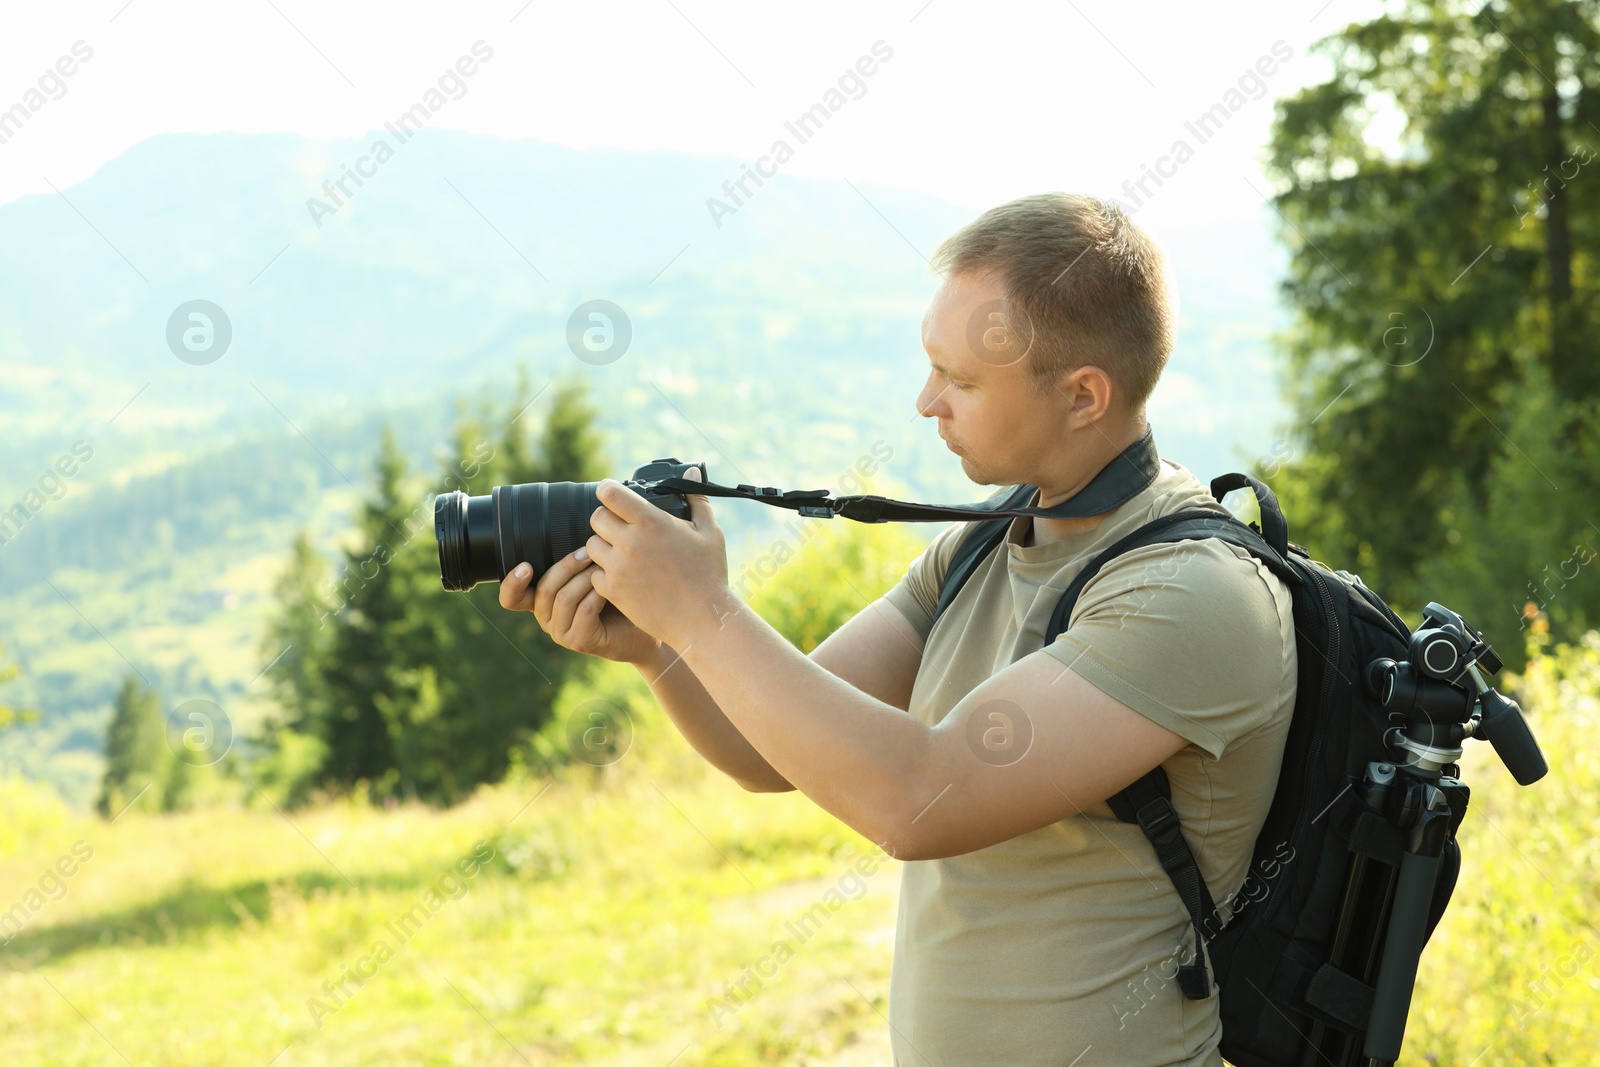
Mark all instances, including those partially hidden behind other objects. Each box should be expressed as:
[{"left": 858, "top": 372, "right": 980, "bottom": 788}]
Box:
[
  {"left": 257, "top": 374, "right": 615, "bottom": 804},
  {"left": 1414, "top": 361, "right": 1600, "bottom": 669},
  {"left": 495, "top": 365, "right": 541, "bottom": 485},
  {"left": 1260, "top": 0, "right": 1600, "bottom": 642},
  {"left": 161, "top": 752, "right": 196, "bottom": 812},
  {"left": 394, "top": 372, "right": 610, "bottom": 802},
  {"left": 261, "top": 532, "right": 333, "bottom": 733},
  {"left": 256, "top": 530, "right": 335, "bottom": 804},
  {"left": 97, "top": 673, "right": 169, "bottom": 818},
  {"left": 319, "top": 426, "right": 418, "bottom": 793},
  {"left": 529, "top": 374, "right": 609, "bottom": 486}
]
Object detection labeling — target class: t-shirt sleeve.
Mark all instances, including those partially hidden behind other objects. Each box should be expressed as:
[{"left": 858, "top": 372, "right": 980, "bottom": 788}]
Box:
[
  {"left": 881, "top": 521, "right": 972, "bottom": 643},
  {"left": 1040, "top": 537, "right": 1296, "bottom": 760}
]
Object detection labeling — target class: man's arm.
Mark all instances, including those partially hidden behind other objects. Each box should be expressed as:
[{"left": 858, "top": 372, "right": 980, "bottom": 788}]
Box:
[
  {"left": 675, "top": 598, "right": 1190, "bottom": 860},
  {"left": 578, "top": 477, "right": 1243, "bottom": 861},
  {"left": 671, "top": 538, "right": 1291, "bottom": 861},
  {"left": 636, "top": 595, "right": 926, "bottom": 793},
  {"left": 883, "top": 650, "right": 1190, "bottom": 859},
  {"left": 809, "top": 595, "right": 927, "bottom": 712},
  {"left": 634, "top": 643, "right": 787, "bottom": 792}
]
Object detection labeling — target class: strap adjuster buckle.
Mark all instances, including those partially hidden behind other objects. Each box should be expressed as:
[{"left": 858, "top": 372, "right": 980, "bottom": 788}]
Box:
[{"left": 1135, "top": 797, "right": 1182, "bottom": 844}]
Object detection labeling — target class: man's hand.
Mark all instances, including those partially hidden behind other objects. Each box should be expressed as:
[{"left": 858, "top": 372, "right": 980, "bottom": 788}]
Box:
[
  {"left": 499, "top": 549, "right": 662, "bottom": 666},
  {"left": 585, "top": 467, "right": 735, "bottom": 652}
]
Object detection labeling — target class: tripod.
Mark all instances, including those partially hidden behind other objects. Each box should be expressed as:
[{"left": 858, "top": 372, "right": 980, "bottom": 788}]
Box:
[{"left": 1300, "top": 603, "right": 1548, "bottom": 1067}]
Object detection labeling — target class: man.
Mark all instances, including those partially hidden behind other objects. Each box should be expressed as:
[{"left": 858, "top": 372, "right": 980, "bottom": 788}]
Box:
[{"left": 498, "top": 193, "right": 1297, "bottom": 1066}]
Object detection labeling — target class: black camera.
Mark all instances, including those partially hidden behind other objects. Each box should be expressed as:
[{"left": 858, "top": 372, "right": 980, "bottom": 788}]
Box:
[{"left": 433, "top": 457, "right": 708, "bottom": 591}]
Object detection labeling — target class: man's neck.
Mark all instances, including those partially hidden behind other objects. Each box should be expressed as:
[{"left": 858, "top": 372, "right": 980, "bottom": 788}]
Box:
[
  {"left": 1021, "top": 511, "right": 1105, "bottom": 550},
  {"left": 1025, "top": 414, "right": 1150, "bottom": 549}
]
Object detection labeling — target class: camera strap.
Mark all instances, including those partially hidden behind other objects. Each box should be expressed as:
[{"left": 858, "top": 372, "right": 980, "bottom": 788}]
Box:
[{"left": 640, "top": 425, "right": 1162, "bottom": 524}]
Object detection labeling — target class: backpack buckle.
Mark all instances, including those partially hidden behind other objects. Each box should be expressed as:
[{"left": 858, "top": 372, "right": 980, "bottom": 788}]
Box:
[{"left": 1135, "top": 797, "right": 1182, "bottom": 844}]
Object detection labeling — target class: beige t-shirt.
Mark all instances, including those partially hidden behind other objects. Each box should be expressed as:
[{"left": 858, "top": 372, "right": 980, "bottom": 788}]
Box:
[{"left": 881, "top": 458, "right": 1297, "bottom": 1067}]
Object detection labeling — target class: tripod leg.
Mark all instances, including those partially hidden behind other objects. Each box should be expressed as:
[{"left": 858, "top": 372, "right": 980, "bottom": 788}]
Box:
[{"left": 1362, "top": 792, "right": 1452, "bottom": 1061}]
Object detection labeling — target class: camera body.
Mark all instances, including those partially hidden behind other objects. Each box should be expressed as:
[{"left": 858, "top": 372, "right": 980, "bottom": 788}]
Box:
[
  {"left": 626, "top": 457, "right": 707, "bottom": 520},
  {"left": 434, "top": 457, "right": 708, "bottom": 591}
]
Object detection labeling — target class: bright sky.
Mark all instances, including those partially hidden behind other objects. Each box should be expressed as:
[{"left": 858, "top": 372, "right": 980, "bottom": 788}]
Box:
[{"left": 0, "top": 0, "right": 1382, "bottom": 230}]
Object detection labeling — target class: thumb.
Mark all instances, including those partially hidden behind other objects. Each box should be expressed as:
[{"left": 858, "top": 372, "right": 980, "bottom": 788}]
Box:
[{"left": 683, "top": 467, "right": 715, "bottom": 527}]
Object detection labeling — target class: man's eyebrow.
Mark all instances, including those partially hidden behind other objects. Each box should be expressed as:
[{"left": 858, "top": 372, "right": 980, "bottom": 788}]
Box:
[
  {"left": 928, "top": 359, "right": 971, "bottom": 381},
  {"left": 924, "top": 344, "right": 964, "bottom": 380}
]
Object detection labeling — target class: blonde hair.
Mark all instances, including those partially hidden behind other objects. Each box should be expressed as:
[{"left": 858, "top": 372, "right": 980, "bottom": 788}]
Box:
[{"left": 929, "top": 193, "right": 1176, "bottom": 412}]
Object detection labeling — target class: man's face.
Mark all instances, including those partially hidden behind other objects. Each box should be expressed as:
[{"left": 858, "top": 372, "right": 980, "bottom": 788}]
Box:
[{"left": 915, "top": 269, "right": 1070, "bottom": 487}]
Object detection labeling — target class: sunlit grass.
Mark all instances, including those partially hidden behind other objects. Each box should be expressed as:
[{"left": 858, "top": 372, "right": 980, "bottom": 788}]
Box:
[
  {"left": 1405, "top": 632, "right": 1600, "bottom": 1065},
  {"left": 0, "top": 661, "right": 898, "bottom": 1066},
  {"left": 4, "top": 635, "right": 1595, "bottom": 1065}
]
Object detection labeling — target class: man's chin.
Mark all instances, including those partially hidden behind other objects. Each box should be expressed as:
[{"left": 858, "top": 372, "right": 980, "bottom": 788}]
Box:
[{"left": 959, "top": 458, "right": 997, "bottom": 484}]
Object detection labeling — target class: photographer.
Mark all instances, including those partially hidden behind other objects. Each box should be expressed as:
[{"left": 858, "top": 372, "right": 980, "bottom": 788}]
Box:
[{"left": 498, "top": 193, "right": 1296, "bottom": 1067}]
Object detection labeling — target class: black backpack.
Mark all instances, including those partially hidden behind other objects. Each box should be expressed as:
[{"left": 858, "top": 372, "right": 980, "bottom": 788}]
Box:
[{"left": 930, "top": 472, "right": 1461, "bottom": 1067}]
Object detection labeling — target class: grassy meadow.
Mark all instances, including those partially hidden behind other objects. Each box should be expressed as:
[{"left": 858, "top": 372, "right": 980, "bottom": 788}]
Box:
[
  {"left": 2, "top": 636, "right": 1598, "bottom": 1066},
  {"left": 0, "top": 659, "right": 899, "bottom": 1067}
]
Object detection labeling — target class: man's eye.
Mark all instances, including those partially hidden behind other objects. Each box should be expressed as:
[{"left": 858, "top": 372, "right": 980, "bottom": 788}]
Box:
[{"left": 949, "top": 381, "right": 969, "bottom": 391}]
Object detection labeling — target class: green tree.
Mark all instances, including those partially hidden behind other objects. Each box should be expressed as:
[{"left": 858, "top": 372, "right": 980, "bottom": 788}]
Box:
[
  {"left": 527, "top": 374, "right": 609, "bottom": 487},
  {"left": 493, "top": 365, "right": 541, "bottom": 485},
  {"left": 1412, "top": 360, "right": 1600, "bottom": 664},
  {"left": 161, "top": 752, "right": 196, "bottom": 812},
  {"left": 262, "top": 372, "right": 613, "bottom": 805},
  {"left": 97, "top": 673, "right": 169, "bottom": 818},
  {"left": 255, "top": 530, "right": 334, "bottom": 803},
  {"left": 319, "top": 425, "right": 420, "bottom": 792},
  {"left": 398, "top": 372, "right": 610, "bottom": 801},
  {"left": 1260, "top": 0, "right": 1600, "bottom": 660}
]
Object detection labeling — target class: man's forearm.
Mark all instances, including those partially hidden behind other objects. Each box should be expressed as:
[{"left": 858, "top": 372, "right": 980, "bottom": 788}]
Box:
[
  {"left": 634, "top": 643, "right": 795, "bottom": 792},
  {"left": 675, "top": 594, "right": 932, "bottom": 856}
]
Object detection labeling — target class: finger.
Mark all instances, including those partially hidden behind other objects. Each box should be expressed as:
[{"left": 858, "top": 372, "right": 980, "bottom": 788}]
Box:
[
  {"left": 573, "top": 587, "right": 607, "bottom": 636},
  {"left": 590, "top": 504, "right": 622, "bottom": 540},
  {"left": 594, "top": 478, "right": 653, "bottom": 524},
  {"left": 681, "top": 468, "right": 717, "bottom": 529},
  {"left": 551, "top": 567, "right": 597, "bottom": 638},
  {"left": 532, "top": 552, "right": 590, "bottom": 623},
  {"left": 500, "top": 562, "right": 534, "bottom": 611}
]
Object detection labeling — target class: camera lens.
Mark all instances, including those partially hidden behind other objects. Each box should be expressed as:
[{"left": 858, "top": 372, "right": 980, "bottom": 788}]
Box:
[{"left": 434, "top": 481, "right": 602, "bottom": 590}]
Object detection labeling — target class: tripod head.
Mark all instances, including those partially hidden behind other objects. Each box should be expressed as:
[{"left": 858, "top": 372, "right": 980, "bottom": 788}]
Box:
[{"left": 1365, "top": 602, "right": 1548, "bottom": 786}]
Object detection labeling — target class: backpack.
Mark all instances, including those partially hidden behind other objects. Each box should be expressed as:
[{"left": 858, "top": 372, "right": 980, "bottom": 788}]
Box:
[{"left": 930, "top": 471, "right": 1461, "bottom": 1066}]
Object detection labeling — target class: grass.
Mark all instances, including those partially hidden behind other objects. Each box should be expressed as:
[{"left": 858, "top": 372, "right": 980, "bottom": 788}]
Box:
[
  {"left": 0, "top": 661, "right": 899, "bottom": 1066},
  {"left": 1403, "top": 631, "right": 1600, "bottom": 1064},
  {"left": 2, "top": 637, "right": 1597, "bottom": 1065}
]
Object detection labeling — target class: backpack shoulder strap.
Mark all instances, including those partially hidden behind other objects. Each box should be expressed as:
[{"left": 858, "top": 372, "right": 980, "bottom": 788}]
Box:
[
  {"left": 1105, "top": 768, "right": 1218, "bottom": 999},
  {"left": 1052, "top": 506, "right": 1298, "bottom": 1002},
  {"left": 1043, "top": 508, "right": 1299, "bottom": 648},
  {"left": 931, "top": 484, "right": 1037, "bottom": 627}
]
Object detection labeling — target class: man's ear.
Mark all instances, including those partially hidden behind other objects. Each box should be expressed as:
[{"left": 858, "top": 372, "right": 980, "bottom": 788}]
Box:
[{"left": 1057, "top": 365, "right": 1116, "bottom": 428}]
